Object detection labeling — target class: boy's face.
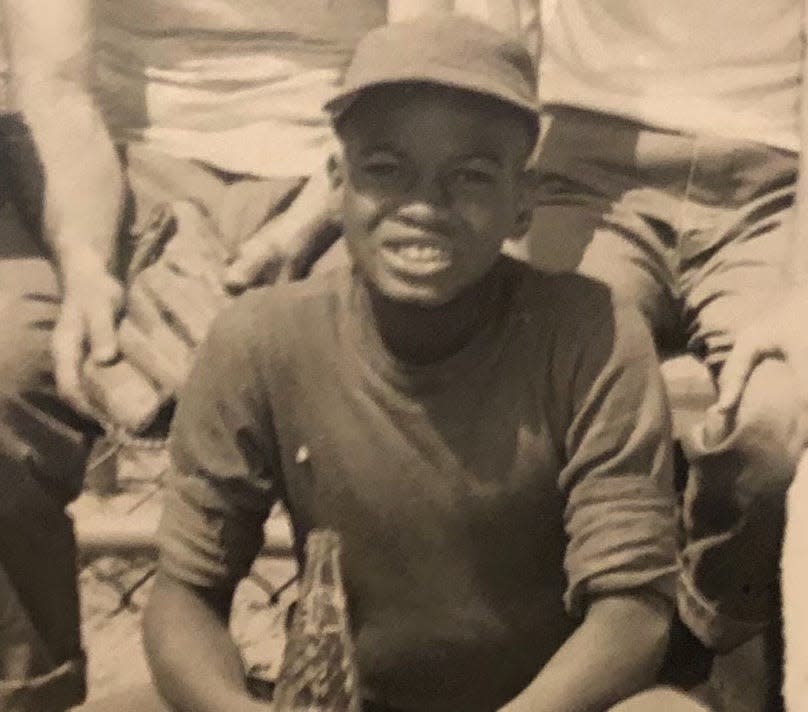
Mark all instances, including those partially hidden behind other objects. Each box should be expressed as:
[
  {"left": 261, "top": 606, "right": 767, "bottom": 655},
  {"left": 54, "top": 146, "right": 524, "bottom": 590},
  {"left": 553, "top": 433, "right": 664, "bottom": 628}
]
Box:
[{"left": 334, "top": 85, "right": 532, "bottom": 307}]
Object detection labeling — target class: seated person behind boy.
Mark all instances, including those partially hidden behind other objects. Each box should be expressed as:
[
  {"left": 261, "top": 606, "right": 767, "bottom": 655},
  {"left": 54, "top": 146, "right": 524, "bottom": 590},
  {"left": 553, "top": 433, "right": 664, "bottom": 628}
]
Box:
[{"left": 143, "top": 14, "right": 680, "bottom": 712}]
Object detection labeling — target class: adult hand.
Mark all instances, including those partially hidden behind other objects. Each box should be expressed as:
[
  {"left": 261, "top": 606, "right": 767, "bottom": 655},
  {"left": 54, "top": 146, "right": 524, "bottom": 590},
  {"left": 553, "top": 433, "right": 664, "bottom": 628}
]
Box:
[
  {"left": 223, "top": 170, "right": 341, "bottom": 290},
  {"left": 51, "top": 256, "right": 124, "bottom": 416},
  {"left": 708, "top": 287, "right": 808, "bottom": 430}
]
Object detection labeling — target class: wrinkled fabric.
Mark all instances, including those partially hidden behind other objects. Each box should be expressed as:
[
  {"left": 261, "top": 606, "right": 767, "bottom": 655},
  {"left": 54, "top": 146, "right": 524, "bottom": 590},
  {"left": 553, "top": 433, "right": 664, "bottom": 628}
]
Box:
[
  {"left": 0, "top": 136, "right": 314, "bottom": 711},
  {"left": 158, "top": 259, "right": 677, "bottom": 711},
  {"left": 93, "top": 0, "right": 386, "bottom": 176},
  {"left": 541, "top": 0, "right": 802, "bottom": 151},
  {"left": 517, "top": 105, "right": 804, "bottom": 650}
]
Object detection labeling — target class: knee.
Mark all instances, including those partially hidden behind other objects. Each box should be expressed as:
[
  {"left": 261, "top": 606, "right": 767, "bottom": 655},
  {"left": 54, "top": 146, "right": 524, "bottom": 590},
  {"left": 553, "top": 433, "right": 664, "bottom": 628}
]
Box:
[
  {"left": 731, "top": 358, "right": 805, "bottom": 491},
  {"left": 608, "top": 687, "right": 707, "bottom": 711},
  {"left": 0, "top": 287, "right": 80, "bottom": 502},
  {"left": 0, "top": 257, "right": 59, "bottom": 399},
  {"left": 0, "top": 296, "right": 53, "bottom": 403}
]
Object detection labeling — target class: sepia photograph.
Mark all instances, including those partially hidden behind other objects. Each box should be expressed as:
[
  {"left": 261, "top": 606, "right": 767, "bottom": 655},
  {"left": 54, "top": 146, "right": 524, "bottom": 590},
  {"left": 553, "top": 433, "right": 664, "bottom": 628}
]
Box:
[{"left": 0, "top": 1, "right": 806, "bottom": 710}]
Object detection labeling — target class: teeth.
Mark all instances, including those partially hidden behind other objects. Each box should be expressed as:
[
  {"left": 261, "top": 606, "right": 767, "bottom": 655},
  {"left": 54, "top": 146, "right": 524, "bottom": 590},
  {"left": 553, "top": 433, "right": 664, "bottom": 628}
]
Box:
[{"left": 394, "top": 244, "right": 449, "bottom": 262}]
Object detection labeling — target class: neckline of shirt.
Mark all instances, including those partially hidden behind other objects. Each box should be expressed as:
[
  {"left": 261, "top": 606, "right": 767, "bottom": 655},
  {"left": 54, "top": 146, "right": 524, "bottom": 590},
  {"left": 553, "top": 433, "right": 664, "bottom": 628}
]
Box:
[{"left": 340, "top": 258, "right": 524, "bottom": 394}]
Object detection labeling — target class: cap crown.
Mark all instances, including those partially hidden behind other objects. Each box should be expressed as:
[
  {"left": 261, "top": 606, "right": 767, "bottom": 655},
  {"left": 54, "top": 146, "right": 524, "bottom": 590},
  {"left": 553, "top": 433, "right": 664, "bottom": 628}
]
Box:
[{"left": 325, "top": 13, "right": 538, "bottom": 120}]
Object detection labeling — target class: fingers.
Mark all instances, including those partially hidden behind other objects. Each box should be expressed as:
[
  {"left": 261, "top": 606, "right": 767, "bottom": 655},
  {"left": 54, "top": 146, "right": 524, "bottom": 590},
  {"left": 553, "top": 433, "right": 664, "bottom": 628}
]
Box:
[
  {"left": 224, "top": 176, "right": 339, "bottom": 290},
  {"left": 791, "top": 344, "right": 808, "bottom": 414},
  {"left": 51, "top": 306, "right": 94, "bottom": 416},
  {"left": 703, "top": 328, "right": 774, "bottom": 446},
  {"left": 223, "top": 234, "right": 284, "bottom": 291},
  {"left": 86, "top": 305, "right": 119, "bottom": 365},
  {"left": 275, "top": 252, "right": 306, "bottom": 284},
  {"left": 52, "top": 276, "right": 123, "bottom": 416},
  {"left": 714, "top": 335, "right": 771, "bottom": 414},
  {"left": 86, "top": 279, "right": 124, "bottom": 364}
]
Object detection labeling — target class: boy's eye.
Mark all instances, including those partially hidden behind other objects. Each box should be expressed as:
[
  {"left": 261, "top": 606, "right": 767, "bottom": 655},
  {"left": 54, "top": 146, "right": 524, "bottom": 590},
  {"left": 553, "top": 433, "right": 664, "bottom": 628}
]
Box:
[
  {"left": 450, "top": 162, "right": 500, "bottom": 190},
  {"left": 455, "top": 168, "right": 495, "bottom": 185},
  {"left": 362, "top": 154, "right": 403, "bottom": 179}
]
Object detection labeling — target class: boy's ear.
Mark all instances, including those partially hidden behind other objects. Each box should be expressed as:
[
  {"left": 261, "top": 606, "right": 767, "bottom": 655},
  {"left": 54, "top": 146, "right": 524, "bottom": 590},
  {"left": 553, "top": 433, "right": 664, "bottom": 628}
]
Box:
[
  {"left": 327, "top": 151, "right": 345, "bottom": 191},
  {"left": 513, "top": 207, "right": 532, "bottom": 238},
  {"left": 512, "top": 170, "right": 535, "bottom": 238}
]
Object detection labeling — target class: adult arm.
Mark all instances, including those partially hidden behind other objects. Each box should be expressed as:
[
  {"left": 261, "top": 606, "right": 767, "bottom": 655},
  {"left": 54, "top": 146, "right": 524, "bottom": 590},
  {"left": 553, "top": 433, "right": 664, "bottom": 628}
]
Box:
[
  {"left": 712, "top": 4, "right": 808, "bottom": 419},
  {"left": 500, "top": 592, "right": 672, "bottom": 712},
  {"left": 142, "top": 300, "right": 279, "bottom": 710},
  {"left": 795, "top": 0, "right": 808, "bottom": 285},
  {"left": 223, "top": 166, "right": 341, "bottom": 289},
  {"left": 387, "top": 0, "right": 453, "bottom": 22},
  {"left": 3, "top": 0, "right": 124, "bottom": 412}
]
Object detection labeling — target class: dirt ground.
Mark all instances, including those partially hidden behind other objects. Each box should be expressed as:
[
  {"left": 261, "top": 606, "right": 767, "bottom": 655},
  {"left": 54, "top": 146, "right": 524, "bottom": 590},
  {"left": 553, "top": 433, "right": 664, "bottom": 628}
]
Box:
[{"left": 71, "top": 446, "right": 297, "bottom": 703}]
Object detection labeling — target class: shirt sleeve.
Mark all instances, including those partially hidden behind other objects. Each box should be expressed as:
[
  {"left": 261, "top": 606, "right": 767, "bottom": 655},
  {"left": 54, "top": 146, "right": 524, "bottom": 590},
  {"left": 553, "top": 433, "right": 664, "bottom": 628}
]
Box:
[
  {"left": 156, "top": 302, "right": 279, "bottom": 591},
  {"left": 559, "top": 305, "right": 678, "bottom": 618}
]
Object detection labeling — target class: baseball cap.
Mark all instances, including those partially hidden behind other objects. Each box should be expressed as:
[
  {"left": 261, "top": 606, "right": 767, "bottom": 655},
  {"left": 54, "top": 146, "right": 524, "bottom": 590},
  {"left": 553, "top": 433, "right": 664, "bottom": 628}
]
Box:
[{"left": 324, "top": 13, "right": 539, "bottom": 123}]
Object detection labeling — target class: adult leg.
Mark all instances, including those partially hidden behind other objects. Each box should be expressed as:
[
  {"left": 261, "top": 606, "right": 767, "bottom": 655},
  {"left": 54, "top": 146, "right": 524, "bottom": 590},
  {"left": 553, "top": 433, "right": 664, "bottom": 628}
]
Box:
[
  {"left": 0, "top": 204, "right": 93, "bottom": 709},
  {"left": 522, "top": 108, "right": 725, "bottom": 689},
  {"left": 676, "top": 141, "right": 804, "bottom": 712},
  {"left": 0, "top": 113, "right": 44, "bottom": 242},
  {"left": 608, "top": 686, "right": 710, "bottom": 711},
  {"left": 121, "top": 143, "right": 305, "bottom": 260},
  {"left": 677, "top": 140, "right": 803, "bottom": 651},
  {"left": 72, "top": 684, "right": 170, "bottom": 712},
  {"left": 518, "top": 107, "right": 683, "bottom": 350},
  {"left": 0, "top": 564, "right": 85, "bottom": 712},
  {"left": 782, "top": 452, "right": 808, "bottom": 710}
]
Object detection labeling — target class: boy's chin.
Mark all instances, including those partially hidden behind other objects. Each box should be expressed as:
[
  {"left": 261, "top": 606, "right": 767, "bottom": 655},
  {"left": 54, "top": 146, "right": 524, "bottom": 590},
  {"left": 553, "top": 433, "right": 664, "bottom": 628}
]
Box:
[{"left": 366, "top": 276, "right": 461, "bottom": 309}]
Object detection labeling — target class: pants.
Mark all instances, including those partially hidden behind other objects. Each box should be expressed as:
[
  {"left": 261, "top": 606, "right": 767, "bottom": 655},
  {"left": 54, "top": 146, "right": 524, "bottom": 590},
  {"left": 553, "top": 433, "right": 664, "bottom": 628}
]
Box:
[
  {"left": 0, "top": 128, "right": 305, "bottom": 711},
  {"left": 514, "top": 106, "right": 807, "bottom": 652},
  {"left": 782, "top": 451, "right": 808, "bottom": 709},
  {"left": 0, "top": 115, "right": 90, "bottom": 712}
]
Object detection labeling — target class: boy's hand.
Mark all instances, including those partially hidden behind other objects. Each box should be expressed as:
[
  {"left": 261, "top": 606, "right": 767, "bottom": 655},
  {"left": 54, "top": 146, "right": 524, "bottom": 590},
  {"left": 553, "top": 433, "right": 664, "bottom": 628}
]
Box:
[{"left": 52, "top": 255, "right": 123, "bottom": 416}]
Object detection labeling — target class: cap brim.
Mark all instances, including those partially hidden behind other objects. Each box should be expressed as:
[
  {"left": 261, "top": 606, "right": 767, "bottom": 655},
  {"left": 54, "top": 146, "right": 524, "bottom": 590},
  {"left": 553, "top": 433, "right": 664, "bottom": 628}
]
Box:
[{"left": 324, "top": 74, "right": 538, "bottom": 124}]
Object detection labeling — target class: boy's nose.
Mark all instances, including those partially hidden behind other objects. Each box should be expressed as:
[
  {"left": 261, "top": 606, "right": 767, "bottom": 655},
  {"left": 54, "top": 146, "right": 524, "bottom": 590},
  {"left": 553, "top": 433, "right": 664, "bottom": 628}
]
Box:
[
  {"left": 396, "top": 197, "right": 453, "bottom": 233},
  {"left": 396, "top": 175, "right": 452, "bottom": 226},
  {"left": 408, "top": 173, "right": 452, "bottom": 208}
]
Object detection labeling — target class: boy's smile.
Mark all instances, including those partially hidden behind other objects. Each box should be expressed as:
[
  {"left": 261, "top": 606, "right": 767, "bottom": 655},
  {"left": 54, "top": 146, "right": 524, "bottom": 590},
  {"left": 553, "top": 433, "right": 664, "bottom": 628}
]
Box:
[{"left": 334, "top": 84, "right": 533, "bottom": 308}]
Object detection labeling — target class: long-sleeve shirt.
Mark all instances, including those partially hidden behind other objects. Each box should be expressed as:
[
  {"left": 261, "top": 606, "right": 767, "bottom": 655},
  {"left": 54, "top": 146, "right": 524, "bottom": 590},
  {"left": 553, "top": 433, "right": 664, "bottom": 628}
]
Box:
[{"left": 157, "top": 257, "right": 678, "bottom": 712}]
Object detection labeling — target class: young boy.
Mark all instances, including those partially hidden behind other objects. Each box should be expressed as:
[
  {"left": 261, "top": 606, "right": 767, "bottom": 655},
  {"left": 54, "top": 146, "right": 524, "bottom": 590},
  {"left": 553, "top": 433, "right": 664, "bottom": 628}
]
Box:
[{"left": 137, "top": 14, "right": 687, "bottom": 712}]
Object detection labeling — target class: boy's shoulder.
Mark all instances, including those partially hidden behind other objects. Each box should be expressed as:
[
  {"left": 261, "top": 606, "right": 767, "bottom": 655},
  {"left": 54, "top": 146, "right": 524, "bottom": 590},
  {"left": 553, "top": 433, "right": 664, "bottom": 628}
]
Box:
[
  {"left": 228, "top": 267, "right": 349, "bottom": 323},
  {"left": 506, "top": 257, "right": 617, "bottom": 326},
  {"left": 207, "top": 267, "right": 350, "bottom": 352},
  {"left": 506, "top": 258, "right": 653, "bottom": 364}
]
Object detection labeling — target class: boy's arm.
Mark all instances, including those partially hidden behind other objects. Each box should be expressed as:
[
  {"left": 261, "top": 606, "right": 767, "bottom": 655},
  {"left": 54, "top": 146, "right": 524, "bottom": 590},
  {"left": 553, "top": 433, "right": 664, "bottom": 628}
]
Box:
[
  {"left": 499, "top": 591, "right": 672, "bottom": 712},
  {"left": 512, "top": 301, "right": 678, "bottom": 710},
  {"left": 3, "top": 0, "right": 124, "bottom": 413},
  {"left": 143, "top": 574, "right": 270, "bottom": 712},
  {"left": 142, "top": 303, "right": 279, "bottom": 710}
]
